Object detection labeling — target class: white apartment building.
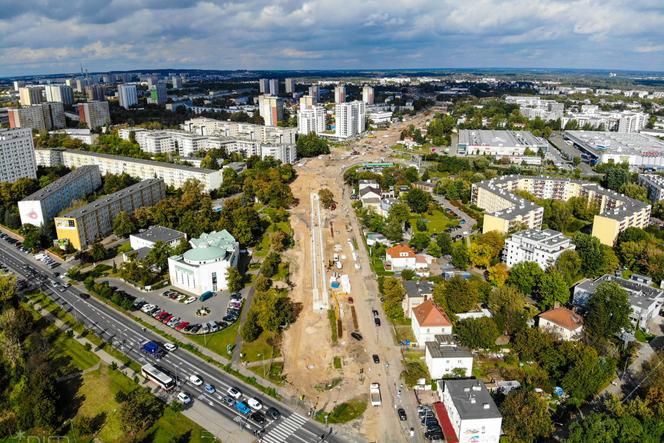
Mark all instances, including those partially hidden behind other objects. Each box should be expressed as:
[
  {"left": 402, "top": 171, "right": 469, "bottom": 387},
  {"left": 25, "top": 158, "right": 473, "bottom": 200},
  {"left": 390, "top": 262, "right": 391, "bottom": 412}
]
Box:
[
  {"left": 562, "top": 109, "right": 648, "bottom": 133},
  {"left": 182, "top": 117, "right": 297, "bottom": 144},
  {"left": 34, "top": 148, "right": 222, "bottom": 192},
  {"left": 49, "top": 128, "right": 98, "bottom": 145},
  {"left": 436, "top": 380, "right": 502, "bottom": 443},
  {"left": 638, "top": 174, "right": 664, "bottom": 202},
  {"left": 118, "top": 84, "right": 138, "bottom": 109},
  {"left": 503, "top": 229, "right": 575, "bottom": 270},
  {"left": 425, "top": 335, "right": 473, "bottom": 378},
  {"left": 268, "top": 79, "right": 279, "bottom": 96},
  {"left": 168, "top": 230, "right": 239, "bottom": 294},
  {"left": 9, "top": 102, "right": 65, "bottom": 131},
  {"left": 308, "top": 85, "right": 320, "bottom": 103},
  {"left": 505, "top": 96, "right": 564, "bottom": 121},
  {"left": 258, "top": 79, "right": 269, "bottom": 94},
  {"left": 362, "top": 85, "right": 374, "bottom": 105},
  {"left": 45, "top": 84, "right": 74, "bottom": 106},
  {"left": 334, "top": 84, "right": 346, "bottom": 104},
  {"left": 297, "top": 105, "right": 326, "bottom": 134},
  {"left": 258, "top": 95, "right": 284, "bottom": 127},
  {"left": 284, "top": 78, "right": 296, "bottom": 94},
  {"left": 0, "top": 128, "right": 37, "bottom": 183},
  {"left": 335, "top": 101, "right": 366, "bottom": 139},
  {"left": 260, "top": 144, "right": 297, "bottom": 164},
  {"left": 171, "top": 76, "right": 182, "bottom": 89},
  {"left": 141, "top": 132, "right": 176, "bottom": 154}
]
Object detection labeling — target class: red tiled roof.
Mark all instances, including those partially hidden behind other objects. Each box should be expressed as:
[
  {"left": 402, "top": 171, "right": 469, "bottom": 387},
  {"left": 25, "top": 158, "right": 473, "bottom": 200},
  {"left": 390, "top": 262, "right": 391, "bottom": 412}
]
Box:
[
  {"left": 412, "top": 299, "right": 452, "bottom": 327},
  {"left": 386, "top": 244, "right": 416, "bottom": 259},
  {"left": 539, "top": 307, "right": 583, "bottom": 331},
  {"left": 433, "top": 402, "right": 459, "bottom": 443}
]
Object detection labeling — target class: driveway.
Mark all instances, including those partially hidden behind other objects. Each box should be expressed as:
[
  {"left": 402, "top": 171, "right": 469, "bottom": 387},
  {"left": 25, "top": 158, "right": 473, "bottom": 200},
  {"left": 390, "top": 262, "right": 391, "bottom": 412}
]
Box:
[{"left": 432, "top": 194, "right": 477, "bottom": 237}]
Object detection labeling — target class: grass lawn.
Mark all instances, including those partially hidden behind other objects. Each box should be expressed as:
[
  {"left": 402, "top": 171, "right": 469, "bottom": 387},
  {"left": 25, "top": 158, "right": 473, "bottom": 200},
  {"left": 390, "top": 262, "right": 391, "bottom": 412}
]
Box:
[
  {"left": 241, "top": 331, "right": 282, "bottom": 363},
  {"left": 52, "top": 332, "right": 100, "bottom": 371},
  {"left": 410, "top": 209, "right": 458, "bottom": 235},
  {"left": 189, "top": 321, "right": 239, "bottom": 358},
  {"left": 328, "top": 309, "right": 338, "bottom": 345},
  {"left": 248, "top": 361, "right": 286, "bottom": 385},
  {"left": 315, "top": 395, "right": 369, "bottom": 424},
  {"left": 116, "top": 242, "right": 132, "bottom": 253}
]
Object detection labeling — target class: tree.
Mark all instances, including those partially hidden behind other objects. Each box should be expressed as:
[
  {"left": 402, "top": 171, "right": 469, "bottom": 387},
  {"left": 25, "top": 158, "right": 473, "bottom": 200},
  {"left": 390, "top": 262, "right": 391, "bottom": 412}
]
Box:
[
  {"left": 574, "top": 233, "right": 617, "bottom": 278},
  {"left": 440, "top": 276, "right": 478, "bottom": 313},
  {"left": 226, "top": 267, "right": 243, "bottom": 293},
  {"left": 535, "top": 271, "right": 570, "bottom": 310},
  {"left": 500, "top": 389, "right": 553, "bottom": 443},
  {"left": 487, "top": 263, "right": 509, "bottom": 287},
  {"left": 603, "top": 167, "right": 630, "bottom": 192},
  {"left": 112, "top": 211, "right": 136, "bottom": 238},
  {"left": 585, "top": 282, "right": 631, "bottom": 344},
  {"left": 450, "top": 243, "right": 469, "bottom": 269},
  {"left": 426, "top": 240, "right": 442, "bottom": 258},
  {"left": 436, "top": 232, "right": 453, "bottom": 256},
  {"left": 260, "top": 252, "right": 281, "bottom": 278},
  {"left": 296, "top": 133, "right": 330, "bottom": 157},
  {"left": 318, "top": 188, "right": 336, "bottom": 209},
  {"left": 145, "top": 240, "right": 171, "bottom": 272},
  {"left": 254, "top": 289, "right": 293, "bottom": 332},
  {"left": 561, "top": 345, "right": 616, "bottom": 405},
  {"left": 620, "top": 183, "right": 649, "bottom": 203},
  {"left": 400, "top": 269, "right": 416, "bottom": 280},
  {"left": 507, "top": 261, "right": 543, "bottom": 295},
  {"left": 119, "top": 387, "right": 164, "bottom": 439},
  {"left": 254, "top": 274, "right": 272, "bottom": 292},
  {"left": 456, "top": 317, "right": 500, "bottom": 349},
  {"left": 270, "top": 230, "right": 288, "bottom": 252},
  {"left": 90, "top": 242, "right": 107, "bottom": 262},
  {"left": 405, "top": 188, "right": 431, "bottom": 213},
  {"left": 469, "top": 243, "right": 494, "bottom": 268},
  {"left": 241, "top": 310, "right": 263, "bottom": 341},
  {"left": 554, "top": 250, "right": 583, "bottom": 286},
  {"left": 19, "top": 224, "right": 42, "bottom": 251},
  {"left": 382, "top": 277, "right": 406, "bottom": 321},
  {"left": 409, "top": 232, "right": 430, "bottom": 252}
]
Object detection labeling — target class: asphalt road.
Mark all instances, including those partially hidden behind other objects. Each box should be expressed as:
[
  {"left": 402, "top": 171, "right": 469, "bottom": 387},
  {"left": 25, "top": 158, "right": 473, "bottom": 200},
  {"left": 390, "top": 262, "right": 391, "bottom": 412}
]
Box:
[{"left": 0, "top": 241, "right": 342, "bottom": 443}]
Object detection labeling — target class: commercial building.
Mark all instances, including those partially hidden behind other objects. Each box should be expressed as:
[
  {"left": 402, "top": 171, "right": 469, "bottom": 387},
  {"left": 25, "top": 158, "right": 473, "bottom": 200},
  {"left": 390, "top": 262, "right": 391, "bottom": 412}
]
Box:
[
  {"left": 268, "top": 79, "right": 279, "bottom": 96},
  {"left": 564, "top": 131, "right": 664, "bottom": 169},
  {"left": 9, "top": 102, "right": 65, "bottom": 131},
  {"left": 362, "top": 85, "right": 374, "bottom": 105},
  {"left": 411, "top": 299, "right": 453, "bottom": 345},
  {"left": 425, "top": 335, "right": 473, "bottom": 378},
  {"left": 285, "top": 78, "right": 296, "bottom": 94},
  {"left": 148, "top": 83, "right": 168, "bottom": 106},
  {"left": 472, "top": 175, "right": 651, "bottom": 245},
  {"left": 19, "top": 86, "right": 43, "bottom": 106},
  {"left": 502, "top": 229, "right": 575, "bottom": 270},
  {"left": 45, "top": 84, "right": 74, "bottom": 106},
  {"left": 183, "top": 117, "right": 297, "bottom": 145},
  {"left": 537, "top": 307, "right": 584, "bottom": 341},
  {"left": 130, "top": 225, "right": 186, "bottom": 250},
  {"left": 435, "top": 379, "right": 502, "bottom": 443},
  {"left": 85, "top": 85, "right": 105, "bottom": 101},
  {"left": 258, "top": 95, "right": 284, "bottom": 127},
  {"left": 34, "top": 148, "right": 223, "bottom": 192},
  {"left": 297, "top": 105, "right": 326, "bottom": 134},
  {"left": 118, "top": 84, "right": 138, "bottom": 109},
  {"left": 574, "top": 274, "right": 664, "bottom": 329},
  {"left": 637, "top": 174, "right": 664, "bottom": 202},
  {"left": 18, "top": 165, "right": 101, "bottom": 227},
  {"left": 0, "top": 128, "right": 37, "bottom": 183},
  {"left": 457, "top": 130, "right": 549, "bottom": 156},
  {"left": 168, "top": 230, "right": 239, "bottom": 294},
  {"left": 334, "top": 84, "right": 346, "bottom": 104},
  {"left": 55, "top": 179, "right": 166, "bottom": 250},
  {"left": 335, "top": 101, "right": 366, "bottom": 139},
  {"left": 258, "top": 79, "right": 269, "bottom": 94},
  {"left": 78, "top": 101, "right": 110, "bottom": 129}
]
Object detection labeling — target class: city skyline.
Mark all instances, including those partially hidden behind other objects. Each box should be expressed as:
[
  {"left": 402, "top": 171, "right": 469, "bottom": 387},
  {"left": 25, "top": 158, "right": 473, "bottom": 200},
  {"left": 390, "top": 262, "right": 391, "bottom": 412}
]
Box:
[{"left": 1, "top": 0, "right": 663, "bottom": 76}]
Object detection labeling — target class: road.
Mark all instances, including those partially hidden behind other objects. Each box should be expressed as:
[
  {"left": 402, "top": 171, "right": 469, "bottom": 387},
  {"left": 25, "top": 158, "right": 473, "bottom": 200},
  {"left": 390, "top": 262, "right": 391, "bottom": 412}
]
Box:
[
  {"left": 548, "top": 133, "right": 601, "bottom": 177},
  {"left": 0, "top": 241, "right": 342, "bottom": 443}
]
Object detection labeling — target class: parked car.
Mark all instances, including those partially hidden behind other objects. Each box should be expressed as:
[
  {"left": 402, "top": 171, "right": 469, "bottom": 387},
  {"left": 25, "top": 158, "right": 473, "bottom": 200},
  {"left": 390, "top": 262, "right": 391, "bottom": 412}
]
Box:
[
  {"left": 350, "top": 331, "right": 363, "bottom": 341},
  {"left": 175, "top": 321, "right": 190, "bottom": 331},
  {"left": 398, "top": 408, "right": 407, "bottom": 421},
  {"left": 184, "top": 296, "right": 197, "bottom": 304},
  {"left": 188, "top": 374, "right": 203, "bottom": 386},
  {"left": 230, "top": 292, "right": 242, "bottom": 300},
  {"left": 374, "top": 317, "right": 381, "bottom": 326},
  {"left": 372, "top": 354, "right": 380, "bottom": 364},
  {"left": 162, "top": 314, "right": 174, "bottom": 324},
  {"left": 189, "top": 324, "right": 201, "bottom": 333},
  {"left": 266, "top": 407, "right": 281, "bottom": 420},
  {"left": 164, "top": 343, "right": 177, "bottom": 352}
]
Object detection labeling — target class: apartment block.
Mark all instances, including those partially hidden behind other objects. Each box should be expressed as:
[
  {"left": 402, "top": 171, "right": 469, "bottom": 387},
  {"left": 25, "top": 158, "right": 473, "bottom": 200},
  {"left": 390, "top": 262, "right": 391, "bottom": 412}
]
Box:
[
  {"left": 637, "top": 174, "right": 664, "bottom": 203},
  {"left": 18, "top": 165, "right": 102, "bottom": 226},
  {"left": 78, "top": 101, "right": 110, "bottom": 129},
  {"left": 148, "top": 83, "right": 167, "bottom": 105},
  {"left": 0, "top": 128, "right": 37, "bottom": 183},
  {"left": 335, "top": 101, "right": 366, "bottom": 139},
  {"left": 118, "top": 84, "right": 138, "bottom": 109},
  {"left": 55, "top": 178, "right": 166, "bottom": 250},
  {"left": 45, "top": 84, "right": 74, "bottom": 106},
  {"left": 503, "top": 229, "right": 575, "bottom": 270},
  {"left": 285, "top": 78, "right": 296, "bottom": 94},
  {"left": 258, "top": 95, "right": 284, "bottom": 127},
  {"left": 85, "top": 85, "right": 105, "bottom": 101},
  {"left": 334, "top": 84, "right": 346, "bottom": 104},
  {"left": 297, "top": 105, "right": 326, "bottom": 134},
  {"left": 183, "top": 117, "right": 297, "bottom": 144},
  {"left": 362, "top": 85, "right": 374, "bottom": 105},
  {"left": 19, "top": 86, "right": 43, "bottom": 106}
]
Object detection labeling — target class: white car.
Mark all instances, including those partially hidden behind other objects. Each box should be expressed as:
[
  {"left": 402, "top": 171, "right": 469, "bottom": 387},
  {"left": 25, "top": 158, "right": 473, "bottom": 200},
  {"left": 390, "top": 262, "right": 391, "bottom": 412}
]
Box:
[
  {"left": 247, "top": 397, "right": 263, "bottom": 411},
  {"left": 177, "top": 392, "right": 191, "bottom": 404},
  {"left": 164, "top": 342, "right": 177, "bottom": 352},
  {"left": 227, "top": 386, "right": 242, "bottom": 399},
  {"left": 184, "top": 296, "right": 197, "bottom": 304},
  {"left": 189, "top": 374, "right": 203, "bottom": 386}
]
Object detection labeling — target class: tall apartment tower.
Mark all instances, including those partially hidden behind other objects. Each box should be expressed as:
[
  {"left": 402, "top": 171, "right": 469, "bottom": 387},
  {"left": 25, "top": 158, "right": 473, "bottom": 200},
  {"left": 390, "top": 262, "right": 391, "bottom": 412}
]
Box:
[
  {"left": 269, "top": 79, "right": 280, "bottom": 96},
  {"left": 75, "top": 78, "right": 90, "bottom": 93},
  {"left": 308, "top": 84, "right": 320, "bottom": 103},
  {"left": 9, "top": 103, "right": 65, "bottom": 131},
  {"left": 118, "top": 84, "right": 138, "bottom": 109},
  {"left": 362, "top": 85, "right": 374, "bottom": 105},
  {"left": 13, "top": 81, "right": 25, "bottom": 91},
  {"left": 78, "top": 101, "right": 111, "bottom": 129},
  {"left": 85, "top": 85, "right": 106, "bottom": 101},
  {"left": 335, "top": 101, "right": 366, "bottom": 139},
  {"left": 258, "top": 95, "right": 284, "bottom": 127},
  {"left": 299, "top": 95, "right": 315, "bottom": 111},
  {"left": 259, "top": 79, "right": 269, "bottom": 94},
  {"left": 297, "top": 105, "right": 326, "bottom": 135},
  {"left": 149, "top": 83, "right": 168, "bottom": 105},
  {"left": 334, "top": 84, "right": 346, "bottom": 104},
  {"left": 285, "top": 78, "right": 296, "bottom": 94},
  {"left": 0, "top": 128, "right": 37, "bottom": 183},
  {"left": 19, "top": 86, "right": 43, "bottom": 106},
  {"left": 171, "top": 76, "right": 182, "bottom": 89},
  {"left": 45, "top": 84, "right": 74, "bottom": 106}
]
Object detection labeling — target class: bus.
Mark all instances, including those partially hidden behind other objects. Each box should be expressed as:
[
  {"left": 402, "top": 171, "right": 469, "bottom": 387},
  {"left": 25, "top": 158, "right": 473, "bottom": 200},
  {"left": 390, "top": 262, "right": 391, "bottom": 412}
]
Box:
[{"left": 141, "top": 364, "right": 175, "bottom": 391}]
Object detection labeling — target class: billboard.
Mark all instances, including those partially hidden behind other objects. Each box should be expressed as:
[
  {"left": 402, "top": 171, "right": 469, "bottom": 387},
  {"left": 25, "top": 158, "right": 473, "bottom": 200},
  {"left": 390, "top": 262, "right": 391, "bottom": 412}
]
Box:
[{"left": 17, "top": 200, "right": 44, "bottom": 227}]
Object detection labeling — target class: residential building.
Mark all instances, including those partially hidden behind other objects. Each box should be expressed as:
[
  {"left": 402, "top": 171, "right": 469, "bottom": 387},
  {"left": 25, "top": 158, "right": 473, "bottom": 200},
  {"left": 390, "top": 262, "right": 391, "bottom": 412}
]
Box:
[
  {"left": 258, "top": 79, "right": 269, "bottom": 94},
  {"left": 299, "top": 95, "right": 315, "bottom": 110},
  {"left": 78, "top": 101, "right": 110, "bottom": 129},
  {"left": 258, "top": 95, "right": 284, "bottom": 127},
  {"left": 359, "top": 186, "right": 381, "bottom": 212},
  {"left": 168, "top": 230, "right": 239, "bottom": 294},
  {"left": 140, "top": 132, "right": 176, "bottom": 154},
  {"left": 183, "top": 117, "right": 297, "bottom": 144},
  {"left": 13, "top": 81, "right": 24, "bottom": 91},
  {"left": 637, "top": 174, "right": 664, "bottom": 202},
  {"left": 564, "top": 131, "right": 664, "bottom": 169},
  {"left": 34, "top": 148, "right": 222, "bottom": 192},
  {"left": 9, "top": 104, "right": 64, "bottom": 131},
  {"left": 335, "top": 101, "right": 366, "bottom": 139},
  {"left": 505, "top": 96, "right": 564, "bottom": 121},
  {"left": 402, "top": 280, "right": 434, "bottom": 318},
  {"left": 385, "top": 244, "right": 429, "bottom": 274},
  {"left": 472, "top": 175, "right": 651, "bottom": 245},
  {"left": 537, "top": 307, "right": 584, "bottom": 341},
  {"left": 19, "top": 86, "right": 43, "bottom": 106},
  {"left": 457, "top": 130, "right": 549, "bottom": 157},
  {"left": 269, "top": 79, "right": 279, "bottom": 96},
  {"left": 358, "top": 179, "right": 379, "bottom": 191},
  {"left": 171, "top": 76, "right": 182, "bottom": 89},
  {"left": 425, "top": 335, "right": 473, "bottom": 378},
  {"left": 49, "top": 128, "right": 98, "bottom": 145},
  {"left": 55, "top": 179, "right": 166, "bottom": 250},
  {"left": 45, "top": 84, "right": 74, "bottom": 106},
  {"left": 411, "top": 299, "right": 453, "bottom": 345},
  {"left": 367, "top": 110, "right": 393, "bottom": 125},
  {"left": 574, "top": 274, "right": 664, "bottom": 329},
  {"left": 75, "top": 78, "right": 90, "bottom": 93},
  {"left": 0, "top": 128, "right": 37, "bottom": 183},
  {"left": 412, "top": 181, "right": 436, "bottom": 194},
  {"left": 130, "top": 226, "right": 186, "bottom": 250},
  {"left": 561, "top": 109, "right": 648, "bottom": 133},
  {"left": 308, "top": 84, "right": 320, "bottom": 103},
  {"left": 362, "top": 85, "right": 374, "bottom": 105},
  {"left": 285, "top": 78, "right": 296, "bottom": 94},
  {"left": 435, "top": 379, "right": 502, "bottom": 443},
  {"left": 118, "top": 84, "right": 138, "bottom": 109},
  {"left": 148, "top": 83, "right": 168, "bottom": 106},
  {"left": 503, "top": 229, "right": 575, "bottom": 270},
  {"left": 18, "top": 165, "right": 101, "bottom": 226},
  {"left": 85, "top": 85, "right": 105, "bottom": 101},
  {"left": 260, "top": 144, "right": 297, "bottom": 164},
  {"left": 334, "top": 84, "right": 346, "bottom": 104},
  {"left": 297, "top": 105, "right": 326, "bottom": 134}
]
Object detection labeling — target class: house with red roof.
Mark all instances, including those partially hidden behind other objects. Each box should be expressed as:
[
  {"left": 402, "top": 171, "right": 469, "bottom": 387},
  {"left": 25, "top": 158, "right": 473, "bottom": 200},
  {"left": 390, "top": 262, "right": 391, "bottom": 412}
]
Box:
[
  {"left": 385, "top": 244, "right": 430, "bottom": 275},
  {"left": 538, "top": 307, "right": 584, "bottom": 341},
  {"left": 411, "top": 299, "right": 453, "bottom": 345}
]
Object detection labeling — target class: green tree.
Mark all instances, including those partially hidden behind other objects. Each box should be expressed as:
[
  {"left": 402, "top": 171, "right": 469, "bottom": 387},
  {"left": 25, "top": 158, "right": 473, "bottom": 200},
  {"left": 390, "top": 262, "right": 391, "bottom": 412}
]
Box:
[
  {"left": 620, "top": 183, "right": 649, "bottom": 203},
  {"left": 456, "top": 317, "right": 499, "bottom": 349},
  {"left": 119, "top": 387, "right": 164, "bottom": 439},
  {"left": 603, "top": 167, "right": 630, "bottom": 192},
  {"left": 507, "top": 261, "right": 543, "bottom": 295},
  {"left": 405, "top": 188, "right": 431, "bottom": 213},
  {"left": 254, "top": 289, "right": 293, "bottom": 332},
  {"left": 554, "top": 250, "right": 583, "bottom": 286},
  {"left": 440, "top": 276, "right": 478, "bottom": 313},
  {"left": 19, "top": 224, "right": 42, "bottom": 252},
  {"left": 450, "top": 243, "right": 469, "bottom": 269},
  {"left": 318, "top": 188, "right": 336, "bottom": 209},
  {"left": 296, "top": 133, "right": 330, "bottom": 157},
  {"left": 585, "top": 282, "right": 631, "bottom": 344},
  {"left": 574, "top": 233, "right": 616, "bottom": 278},
  {"left": 90, "top": 242, "right": 108, "bottom": 262},
  {"left": 436, "top": 232, "right": 453, "bottom": 256},
  {"left": 382, "top": 277, "right": 406, "bottom": 321},
  {"left": 426, "top": 240, "right": 442, "bottom": 258},
  {"left": 500, "top": 389, "right": 553, "bottom": 443},
  {"left": 561, "top": 345, "right": 616, "bottom": 406},
  {"left": 226, "top": 267, "right": 243, "bottom": 293},
  {"left": 409, "top": 232, "right": 430, "bottom": 252},
  {"left": 241, "top": 310, "right": 263, "bottom": 341},
  {"left": 145, "top": 240, "right": 171, "bottom": 272},
  {"left": 535, "top": 271, "right": 570, "bottom": 310},
  {"left": 260, "top": 252, "right": 281, "bottom": 278}
]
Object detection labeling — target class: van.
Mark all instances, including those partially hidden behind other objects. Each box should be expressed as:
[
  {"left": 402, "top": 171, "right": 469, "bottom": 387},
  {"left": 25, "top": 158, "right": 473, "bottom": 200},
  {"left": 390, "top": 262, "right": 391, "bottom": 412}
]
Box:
[{"left": 199, "top": 291, "right": 214, "bottom": 302}]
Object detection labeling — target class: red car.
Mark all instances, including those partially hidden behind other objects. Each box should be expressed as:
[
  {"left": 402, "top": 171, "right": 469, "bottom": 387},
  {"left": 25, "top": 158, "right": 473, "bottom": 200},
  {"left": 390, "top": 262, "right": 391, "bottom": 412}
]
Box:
[
  {"left": 175, "top": 321, "right": 189, "bottom": 331},
  {"left": 157, "top": 311, "right": 170, "bottom": 320},
  {"left": 162, "top": 314, "right": 174, "bottom": 324}
]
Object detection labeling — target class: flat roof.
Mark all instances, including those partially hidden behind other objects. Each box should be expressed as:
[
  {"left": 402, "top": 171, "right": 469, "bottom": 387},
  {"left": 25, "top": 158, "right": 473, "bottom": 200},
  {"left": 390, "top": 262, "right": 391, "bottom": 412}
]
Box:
[
  {"left": 441, "top": 379, "right": 502, "bottom": 420},
  {"left": 459, "top": 129, "right": 548, "bottom": 148},
  {"left": 576, "top": 274, "right": 664, "bottom": 310},
  {"left": 425, "top": 341, "right": 473, "bottom": 359},
  {"left": 509, "top": 228, "right": 572, "bottom": 248},
  {"left": 21, "top": 165, "right": 100, "bottom": 202},
  {"left": 131, "top": 226, "right": 184, "bottom": 244},
  {"left": 565, "top": 131, "right": 664, "bottom": 157}
]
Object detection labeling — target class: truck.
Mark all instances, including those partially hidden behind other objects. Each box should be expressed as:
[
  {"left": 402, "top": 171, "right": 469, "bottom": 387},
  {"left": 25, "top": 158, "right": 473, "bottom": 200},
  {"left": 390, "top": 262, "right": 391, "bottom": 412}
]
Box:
[
  {"left": 370, "top": 383, "right": 382, "bottom": 406},
  {"left": 140, "top": 341, "right": 165, "bottom": 359}
]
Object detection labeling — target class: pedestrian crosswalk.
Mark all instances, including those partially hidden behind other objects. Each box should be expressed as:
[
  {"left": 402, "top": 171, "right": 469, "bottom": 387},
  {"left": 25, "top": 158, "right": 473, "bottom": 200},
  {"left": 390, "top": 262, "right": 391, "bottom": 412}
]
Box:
[{"left": 261, "top": 413, "right": 309, "bottom": 443}]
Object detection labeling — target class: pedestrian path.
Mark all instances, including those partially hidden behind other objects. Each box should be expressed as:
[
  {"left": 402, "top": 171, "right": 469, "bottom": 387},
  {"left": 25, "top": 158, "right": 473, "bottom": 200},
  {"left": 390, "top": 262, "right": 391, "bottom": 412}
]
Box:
[{"left": 261, "top": 412, "right": 309, "bottom": 443}]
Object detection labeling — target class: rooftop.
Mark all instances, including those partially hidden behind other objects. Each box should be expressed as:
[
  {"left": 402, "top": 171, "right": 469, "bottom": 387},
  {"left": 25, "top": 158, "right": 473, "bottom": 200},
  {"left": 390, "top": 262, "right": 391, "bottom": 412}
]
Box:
[
  {"left": 425, "top": 340, "right": 472, "bottom": 360},
  {"left": 20, "top": 165, "right": 100, "bottom": 202},
  {"left": 539, "top": 307, "right": 584, "bottom": 331},
  {"left": 459, "top": 129, "right": 548, "bottom": 148},
  {"left": 440, "top": 379, "right": 502, "bottom": 420},
  {"left": 386, "top": 244, "right": 416, "bottom": 259},
  {"left": 565, "top": 130, "right": 664, "bottom": 157},
  {"left": 404, "top": 280, "right": 434, "bottom": 298},
  {"left": 412, "top": 300, "right": 452, "bottom": 328},
  {"left": 189, "top": 230, "right": 237, "bottom": 253},
  {"left": 508, "top": 229, "right": 573, "bottom": 248},
  {"left": 576, "top": 274, "right": 664, "bottom": 310},
  {"left": 131, "top": 226, "right": 185, "bottom": 244}
]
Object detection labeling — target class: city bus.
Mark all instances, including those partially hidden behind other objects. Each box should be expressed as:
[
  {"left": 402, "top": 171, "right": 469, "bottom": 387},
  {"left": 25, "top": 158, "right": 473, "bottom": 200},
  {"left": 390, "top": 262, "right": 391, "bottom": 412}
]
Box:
[{"left": 141, "top": 364, "right": 175, "bottom": 391}]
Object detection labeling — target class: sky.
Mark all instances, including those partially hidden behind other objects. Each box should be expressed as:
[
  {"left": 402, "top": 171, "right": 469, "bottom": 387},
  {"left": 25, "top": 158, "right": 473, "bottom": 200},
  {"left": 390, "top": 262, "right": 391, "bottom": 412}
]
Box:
[{"left": 1, "top": 0, "right": 663, "bottom": 77}]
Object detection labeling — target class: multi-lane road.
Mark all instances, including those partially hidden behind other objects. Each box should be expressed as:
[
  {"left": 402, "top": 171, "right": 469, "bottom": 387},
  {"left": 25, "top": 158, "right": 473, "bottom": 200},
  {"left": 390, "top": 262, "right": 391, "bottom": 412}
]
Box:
[{"left": 0, "top": 240, "right": 342, "bottom": 443}]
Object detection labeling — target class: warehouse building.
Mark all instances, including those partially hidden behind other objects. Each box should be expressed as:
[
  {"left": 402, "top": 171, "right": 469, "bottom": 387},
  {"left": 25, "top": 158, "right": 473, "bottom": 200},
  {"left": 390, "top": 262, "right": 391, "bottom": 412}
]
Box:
[
  {"left": 564, "top": 131, "right": 664, "bottom": 170},
  {"left": 457, "top": 130, "right": 549, "bottom": 157}
]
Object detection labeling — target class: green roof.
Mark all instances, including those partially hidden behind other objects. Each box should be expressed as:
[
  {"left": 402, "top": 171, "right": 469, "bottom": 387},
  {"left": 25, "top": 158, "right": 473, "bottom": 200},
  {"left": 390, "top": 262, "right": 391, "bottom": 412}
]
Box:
[
  {"left": 183, "top": 246, "right": 225, "bottom": 263},
  {"left": 189, "top": 230, "right": 236, "bottom": 251}
]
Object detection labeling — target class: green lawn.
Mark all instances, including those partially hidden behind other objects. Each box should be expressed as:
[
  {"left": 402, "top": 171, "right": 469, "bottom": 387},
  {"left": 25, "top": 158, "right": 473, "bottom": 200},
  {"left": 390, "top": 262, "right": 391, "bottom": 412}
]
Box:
[
  {"left": 189, "top": 321, "right": 240, "bottom": 358},
  {"left": 248, "top": 361, "right": 286, "bottom": 385},
  {"left": 52, "top": 333, "right": 100, "bottom": 371},
  {"left": 410, "top": 209, "right": 458, "bottom": 235},
  {"left": 241, "top": 331, "right": 281, "bottom": 363},
  {"left": 315, "top": 395, "right": 369, "bottom": 424}
]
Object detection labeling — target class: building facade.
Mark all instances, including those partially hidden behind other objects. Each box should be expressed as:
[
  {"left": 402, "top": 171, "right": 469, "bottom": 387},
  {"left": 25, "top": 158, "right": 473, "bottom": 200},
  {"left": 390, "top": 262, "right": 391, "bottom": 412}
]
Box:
[
  {"left": 457, "top": 130, "right": 549, "bottom": 157},
  {"left": 85, "top": 85, "right": 105, "bottom": 101},
  {"left": 335, "top": 101, "right": 366, "bottom": 139},
  {"left": 183, "top": 117, "right": 297, "bottom": 144},
  {"left": 0, "top": 128, "right": 37, "bottom": 183},
  {"left": 537, "top": 307, "right": 584, "bottom": 341},
  {"left": 258, "top": 95, "right": 284, "bottom": 127},
  {"left": 425, "top": 335, "right": 473, "bottom": 378},
  {"left": 334, "top": 84, "right": 346, "bottom": 104},
  {"left": 19, "top": 86, "right": 43, "bottom": 106},
  {"left": 118, "top": 84, "right": 138, "bottom": 109},
  {"left": 45, "top": 84, "right": 74, "bottom": 106},
  {"left": 284, "top": 78, "right": 296, "bottom": 94},
  {"left": 297, "top": 105, "right": 326, "bottom": 134},
  {"left": 503, "top": 229, "right": 575, "bottom": 270},
  {"left": 130, "top": 225, "right": 186, "bottom": 250},
  {"left": 637, "top": 174, "right": 664, "bottom": 203},
  {"left": 78, "top": 101, "right": 110, "bottom": 129},
  {"left": 362, "top": 85, "right": 374, "bottom": 105},
  {"left": 149, "top": 83, "right": 168, "bottom": 105},
  {"left": 411, "top": 300, "right": 453, "bottom": 346},
  {"left": 9, "top": 102, "right": 65, "bottom": 131}
]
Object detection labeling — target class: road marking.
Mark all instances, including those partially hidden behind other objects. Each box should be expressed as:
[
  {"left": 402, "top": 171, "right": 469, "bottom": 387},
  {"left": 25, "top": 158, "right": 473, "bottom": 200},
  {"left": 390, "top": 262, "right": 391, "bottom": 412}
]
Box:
[{"left": 262, "top": 413, "right": 310, "bottom": 443}]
